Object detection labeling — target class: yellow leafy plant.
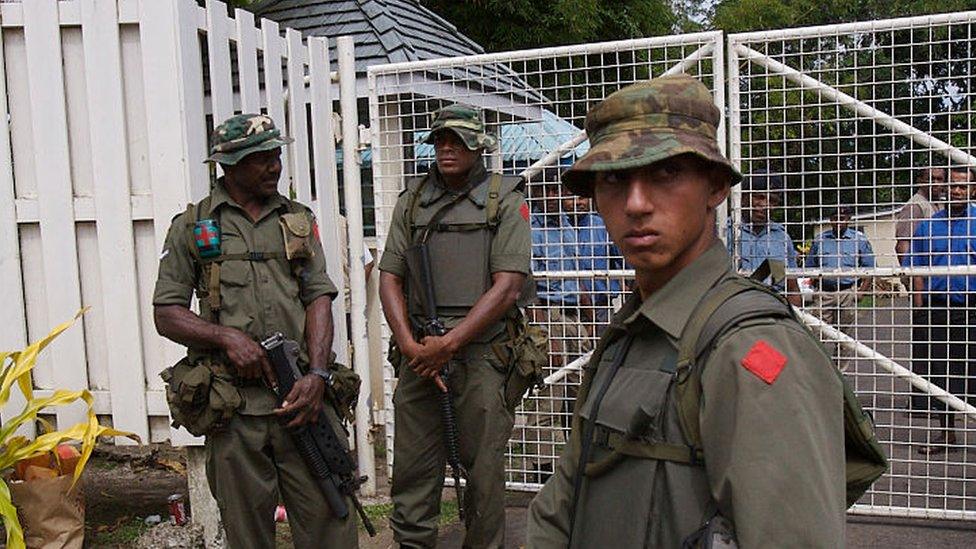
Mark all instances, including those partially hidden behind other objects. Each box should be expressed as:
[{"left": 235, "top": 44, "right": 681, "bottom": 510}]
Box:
[{"left": 0, "top": 309, "right": 138, "bottom": 549}]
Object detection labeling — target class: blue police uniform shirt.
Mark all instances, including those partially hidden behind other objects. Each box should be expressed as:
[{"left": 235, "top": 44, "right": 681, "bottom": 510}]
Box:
[
  {"left": 804, "top": 227, "right": 876, "bottom": 289},
  {"left": 727, "top": 220, "right": 798, "bottom": 290},
  {"left": 574, "top": 213, "right": 624, "bottom": 305},
  {"left": 531, "top": 212, "right": 580, "bottom": 306},
  {"left": 908, "top": 204, "right": 976, "bottom": 302}
]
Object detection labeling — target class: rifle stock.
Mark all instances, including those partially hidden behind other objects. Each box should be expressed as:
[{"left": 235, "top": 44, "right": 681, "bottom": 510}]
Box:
[{"left": 261, "top": 333, "right": 376, "bottom": 536}]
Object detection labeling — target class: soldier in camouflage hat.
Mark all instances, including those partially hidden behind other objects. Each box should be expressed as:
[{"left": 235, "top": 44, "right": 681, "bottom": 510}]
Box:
[
  {"left": 379, "top": 102, "right": 534, "bottom": 547},
  {"left": 527, "top": 74, "right": 847, "bottom": 547},
  {"left": 154, "top": 113, "right": 359, "bottom": 547}
]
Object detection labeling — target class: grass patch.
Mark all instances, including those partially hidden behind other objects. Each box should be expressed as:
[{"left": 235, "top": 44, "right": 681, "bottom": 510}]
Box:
[
  {"left": 437, "top": 500, "right": 459, "bottom": 526},
  {"left": 88, "top": 516, "right": 149, "bottom": 546}
]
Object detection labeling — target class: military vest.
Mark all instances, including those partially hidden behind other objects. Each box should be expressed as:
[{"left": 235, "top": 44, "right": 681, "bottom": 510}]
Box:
[{"left": 403, "top": 172, "right": 523, "bottom": 324}]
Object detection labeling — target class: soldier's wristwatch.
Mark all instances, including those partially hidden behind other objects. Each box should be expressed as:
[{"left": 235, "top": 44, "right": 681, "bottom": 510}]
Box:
[{"left": 309, "top": 367, "right": 335, "bottom": 388}]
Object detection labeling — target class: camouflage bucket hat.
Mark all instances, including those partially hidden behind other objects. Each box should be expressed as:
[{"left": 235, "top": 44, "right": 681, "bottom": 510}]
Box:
[
  {"left": 562, "top": 74, "right": 742, "bottom": 197},
  {"left": 206, "top": 113, "right": 293, "bottom": 165},
  {"left": 422, "top": 104, "right": 498, "bottom": 152}
]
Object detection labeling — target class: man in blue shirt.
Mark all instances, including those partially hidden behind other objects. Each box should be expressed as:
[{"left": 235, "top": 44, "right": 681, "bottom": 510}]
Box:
[
  {"left": 908, "top": 166, "right": 976, "bottom": 455},
  {"left": 566, "top": 196, "right": 625, "bottom": 332},
  {"left": 805, "top": 206, "right": 876, "bottom": 371},
  {"left": 524, "top": 179, "right": 592, "bottom": 482},
  {"left": 728, "top": 171, "right": 802, "bottom": 304}
]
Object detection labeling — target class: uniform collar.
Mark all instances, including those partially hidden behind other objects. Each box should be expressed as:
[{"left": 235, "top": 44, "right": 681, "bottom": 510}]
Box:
[
  {"left": 419, "top": 163, "right": 490, "bottom": 207},
  {"left": 208, "top": 178, "right": 289, "bottom": 219},
  {"left": 615, "top": 242, "right": 731, "bottom": 339}
]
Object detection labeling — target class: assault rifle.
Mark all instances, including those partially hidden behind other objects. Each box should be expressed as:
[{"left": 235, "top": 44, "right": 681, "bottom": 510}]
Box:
[
  {"left": 404, "top": 243, "right": 467, "bottom": 520},
  {"left": 260, "top": 333, "right": 376, "bottom": 536}
]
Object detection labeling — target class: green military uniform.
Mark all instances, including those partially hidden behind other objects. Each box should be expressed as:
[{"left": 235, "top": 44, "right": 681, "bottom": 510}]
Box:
[
  {"left": 153, "top": 114, "right": 357, "bottom": 548},
  {"left": 379, "top": 106, "right": 532, "bottom": 548},
  {"left": 527, "top": 244, "right": 846, "bottom": 547},
  {"left": 526, "top": 76, "right": 848, "bottom": 547}
]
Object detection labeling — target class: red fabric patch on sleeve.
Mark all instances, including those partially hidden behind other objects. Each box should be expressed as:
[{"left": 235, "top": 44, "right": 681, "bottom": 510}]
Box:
[
  {"left": 519, "top": 202, "right": 530, "bottom": 221},
  {"left": 312, "top": 221, "right": 320, "bottom": 241},
  {"left": 740, "top": 340, "right": 787, "bottom": 384}
]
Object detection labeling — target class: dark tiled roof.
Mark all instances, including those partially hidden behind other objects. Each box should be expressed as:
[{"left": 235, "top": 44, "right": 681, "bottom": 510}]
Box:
[{"left": 253, "top": 0, "right": 485, "bottom": 73}]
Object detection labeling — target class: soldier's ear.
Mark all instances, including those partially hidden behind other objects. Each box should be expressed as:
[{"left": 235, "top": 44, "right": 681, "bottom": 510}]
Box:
[{"left": 706, "top": 167, "right": 731, "bottom": 209}]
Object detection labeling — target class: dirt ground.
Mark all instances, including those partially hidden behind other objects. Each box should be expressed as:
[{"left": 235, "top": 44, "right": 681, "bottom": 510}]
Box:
[
  {"left": 79, "top": 442, "right": 976, "bottom": 548},
  {"left": 80, "top": 443, "right": 425, "bottom": 548}
]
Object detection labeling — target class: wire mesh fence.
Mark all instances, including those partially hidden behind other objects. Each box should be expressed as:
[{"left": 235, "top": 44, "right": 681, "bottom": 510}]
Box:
[
  {"left": 368, "top": 11, "right": 976, "bottom": 522},
  {"left": 729, "top": 12, "right": 976, "bottom": 520},
  {"left": 368, "top": 31, "right": 724, "bottom": 490}
]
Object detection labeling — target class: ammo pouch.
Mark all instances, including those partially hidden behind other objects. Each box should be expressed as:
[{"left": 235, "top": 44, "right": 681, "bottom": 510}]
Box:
[
  {"left": 494, "top": 311, "right": 549, "bottom": 411},
  {"left": 280, "top": 212, "right": 315, "bottom": 260},
  {"left": 325, "top": 360, "right": 362, "bottom": 424},
  {"left": 160, "top": 357, "right": 242, "bottom": 436}
]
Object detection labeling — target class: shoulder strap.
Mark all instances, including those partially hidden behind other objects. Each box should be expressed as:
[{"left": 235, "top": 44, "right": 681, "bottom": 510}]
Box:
[
  {"left": 485, "top": 173, "right": 504, "bottom": 230},
  {"left": 405, "top": 177, "right": 430, "bottom": 228},
  {"left": 181, "top": 196, "right": 222, "bottom": 322},
  {"left": 674, "top": 276, "right": 795, "bottom": 458}
]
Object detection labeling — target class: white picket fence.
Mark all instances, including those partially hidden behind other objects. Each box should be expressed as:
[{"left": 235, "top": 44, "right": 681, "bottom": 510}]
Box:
[{"left": 0, "top": 0, "right": 361, "bottom": 449}]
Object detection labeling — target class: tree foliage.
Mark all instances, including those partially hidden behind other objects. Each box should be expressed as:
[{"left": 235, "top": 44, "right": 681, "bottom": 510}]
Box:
[
  {"left": 422, "top": 0, "right": 674, "bottom": 52},
  {"left": 712, "top": 0, "right": 976, "bottom": 33}
]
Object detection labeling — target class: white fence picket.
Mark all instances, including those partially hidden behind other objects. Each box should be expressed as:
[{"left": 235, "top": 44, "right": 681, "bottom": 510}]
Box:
[
  {"left": 139, "top": 0, "right": 201, "bottom": 446},
  {"left": 261, "top": 19, "right": 291, "bottom": 195},
  {"left": 0, "top": 21, "right": 32, "bottom": 438},
  {"left": 206, "top": 0, "right": 234, "bottom": 124},
  {"left": 23, "top": 0, "right": 88, "bottom": 429},
  {"left": 80, "top": 0, "right": 148, "bottom": 443},
  {"left": 235, "top": 8, "right": 261, "bottom": 113},
  {"left": 286, "top": 28, "right": 311, "bottom": 203},
  {"left": 308, "top": 35, "right": 348, "bottom": 365}
]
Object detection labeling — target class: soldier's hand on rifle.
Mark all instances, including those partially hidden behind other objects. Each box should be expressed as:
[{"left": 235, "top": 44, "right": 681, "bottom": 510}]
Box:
[
  {"left": 221, "top": 328, "right": 276, "bottom": 387},
  {"left": 410, "top": 335, "right": 458, "bottom": 379},
  {"left": 275, "top": 374, "right": 326, "bottom": 427}
]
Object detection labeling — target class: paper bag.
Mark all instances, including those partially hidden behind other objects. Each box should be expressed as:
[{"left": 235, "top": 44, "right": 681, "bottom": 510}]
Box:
[{"left": 9, "top": 475, "right": 84, "bottom": 549}]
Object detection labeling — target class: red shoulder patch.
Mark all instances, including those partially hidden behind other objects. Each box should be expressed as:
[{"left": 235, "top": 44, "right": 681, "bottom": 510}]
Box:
[
  {"left": 741, "top": 340, "right": 787, "bottom": 384},
  {"left": 519, "top": 202, "right": 530, "bottom": 221},
  {"left": 312, "top": 221, "right": 321, "bottom": 241}
]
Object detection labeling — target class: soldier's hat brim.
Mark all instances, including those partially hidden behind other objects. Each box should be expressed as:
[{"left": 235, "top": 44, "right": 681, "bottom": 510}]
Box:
[
  {"left": 422, "top": 126, "right": 498, "bottom": 152},
  {"left": 205, "top": 136, "right": 293, "bottom": 166},
  {"left": 562, "top": 128, "right": 742, "bottom": 197}
]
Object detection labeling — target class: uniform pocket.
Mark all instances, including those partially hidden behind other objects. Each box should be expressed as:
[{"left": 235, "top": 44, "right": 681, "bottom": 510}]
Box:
[
  {"left": 280, "top": 212, "right": 315, "bottom": 260},
  {"left": 578, "top": 367, "right": 673, "bottom": 439}
]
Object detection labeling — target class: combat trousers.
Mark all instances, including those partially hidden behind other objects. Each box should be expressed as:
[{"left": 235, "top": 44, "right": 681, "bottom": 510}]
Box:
[
  {"left": 814, "top": 286, "right": 858, "bottom": 371},
  {"left": 391, "top": 340, "right": 515, "bottom": 549},
  {"left": 205, "top": 413, "right": 358, "bottom": 549}
]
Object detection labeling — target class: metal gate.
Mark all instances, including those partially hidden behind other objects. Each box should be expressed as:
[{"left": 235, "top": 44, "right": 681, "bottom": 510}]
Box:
[
  {"left": 367, "top": 31, "right": 725, "bottom": 487},
  {"left": 368, "top": 11, "right": 976, "bottom": 522},
  {"left": 728, "top": 12, "right": 976, "bottom": 520}
]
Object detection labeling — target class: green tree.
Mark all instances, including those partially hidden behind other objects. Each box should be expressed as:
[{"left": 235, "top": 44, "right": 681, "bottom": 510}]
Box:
[
  {"left": 422, "top": 0, "right": 673, "bottom": 52},
  {"left": 712, "top": 0, "right": 976, "bottom": 32}
]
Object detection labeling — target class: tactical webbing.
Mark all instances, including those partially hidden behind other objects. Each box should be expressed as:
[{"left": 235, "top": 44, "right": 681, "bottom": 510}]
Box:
[
  {"left": 184, "top": 193, "right": 307, "bottom": 323},
  {"left": 569, "top": 333, "right": 634, "bottom": 541},
  {"left": 573, "top": 276, "right": 795, "bottom": 476},
  {"left": 484, "top": 173, "right": 503, "bottom": 229},
  {"left": 584, "top": 433, "right": 703, "bottom": 477},
  {"left": 200, "top": 251, "right": 289, "bottom": 263}
]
